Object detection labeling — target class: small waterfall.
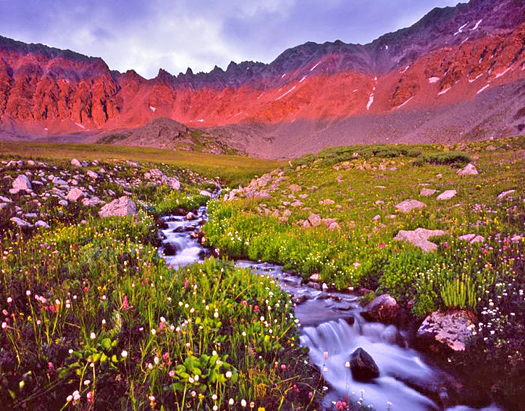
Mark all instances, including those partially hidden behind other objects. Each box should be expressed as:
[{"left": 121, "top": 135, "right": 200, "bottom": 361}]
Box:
[{"left": 158, "top": 203, "right": 499, "bottom": 411}]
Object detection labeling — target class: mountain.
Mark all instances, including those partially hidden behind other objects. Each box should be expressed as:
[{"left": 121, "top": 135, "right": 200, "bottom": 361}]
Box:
[{"left": 0, "top": 0, "right": 524, "bottom": 158}]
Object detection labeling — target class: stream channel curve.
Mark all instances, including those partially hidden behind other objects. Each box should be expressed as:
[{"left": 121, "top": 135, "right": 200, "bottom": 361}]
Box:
[{"left": 157, "top": 201, "right": 499, "bottom": 411}]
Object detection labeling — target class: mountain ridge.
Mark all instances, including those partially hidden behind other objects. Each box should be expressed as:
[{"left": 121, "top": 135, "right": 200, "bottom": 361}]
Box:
[{"left": 0, "top": 0, "right": 524, "bottom": 158}]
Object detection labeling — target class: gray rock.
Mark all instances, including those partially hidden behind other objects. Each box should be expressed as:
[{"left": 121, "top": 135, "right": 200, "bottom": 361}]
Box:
[
  {"left": 497, "top": 190, "right": 516, "bottom": 201},
  {"left": 12, "top": 175, "right": 32, "bottom": 191},
  {"left": 58, "top": 200, "right": 69, "bottom": 207},
  {"left": 437, "top": 190, "right": 457, "bottom": 201},
  {"left": 308, "top": 213, "right": 322, "bottom": 227},
  {"left": 420, "top": 188, "right": 437, "bottom": 197},
  {"left": 0, "top": 203, "right": 8, "bottom": 210},
  {"left": 82, "top": 197, "right": 105, "bottom": 207},
  {"left": 23, "top": 213, "right": 38, "bottom": 219},
  {"left": 0, "top": 196, "right": 12, "bottom": 203},
  {"left": 350, "top": 348, "right": 380, "bottom": 381},
  {"left": 199, "top": 190, "right": 212, "bottom": 197},
  {"left": 99, "top": 196, "right": 137, "bottom": 217},
  {"left": 167, "top": 177, "right": 181, "bottom": 190},
  {"left": 417, "top": 310, "right": 474, "bottom": 351},
  {"left": 458, "top": 234, "right": 476, "bottom": 242},
  {"left": 395, "top": 199, "right": 426, "bottom": 213},
  {"left": 52, "top": 177, "right": 68, "bottom": 186},
  {"left": 66, "top": 188, "right": 85, "bottom": 202},
  {"left": 362, "top": 294, "right": 400, "bottom": 324},
  {"left": 87, "top": 170, "right": 99, "bottom": 180},
  {"left": 394, "top": 228, "right": 446, "bottom": 252},
  {"left": 10, "top": 217, "right": 32, "bottom": 228},
  {"left": 71, "top": 158, "right": 82, "bottom": 168},
  {"left": 457, "top": 163, "right": 478, "bottom": 176},
  {"left": 35, "top": 220, "right": 50, "bottom": 229},
  {"left": 185, "top": 212, "right": 197, "bottom": 221}
]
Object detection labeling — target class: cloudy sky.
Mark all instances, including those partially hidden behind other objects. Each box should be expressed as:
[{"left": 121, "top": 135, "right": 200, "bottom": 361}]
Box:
[{"left": 0, "top": 0, "right": 461, "bottom": 78}]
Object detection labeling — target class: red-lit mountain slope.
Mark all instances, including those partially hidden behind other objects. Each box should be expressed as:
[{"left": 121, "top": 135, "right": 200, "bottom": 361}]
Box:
[{"left": 0, "top": 0, "right": 524, "bottom": 158}]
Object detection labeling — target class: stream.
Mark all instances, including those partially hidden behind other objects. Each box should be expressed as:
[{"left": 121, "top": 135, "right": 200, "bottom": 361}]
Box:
[{"left": 157, "top": 202, "right": 499, "bottom": 411}]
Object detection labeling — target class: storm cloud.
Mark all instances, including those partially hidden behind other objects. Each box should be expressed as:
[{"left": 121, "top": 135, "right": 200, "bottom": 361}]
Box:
[{"left": 0, "top": 0, "right": 461, "bottom": 78}]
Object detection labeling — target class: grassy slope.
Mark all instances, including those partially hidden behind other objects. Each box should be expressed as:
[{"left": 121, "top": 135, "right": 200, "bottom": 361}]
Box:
[
  {"left": 203, "top": 136, "right": 525, "bottom": 408},
  {"left": 0, "top": 157, "right": 318, "bottom": 410},
  {"left": 0, "top": 141, "right": 283, "bottom": 186}
]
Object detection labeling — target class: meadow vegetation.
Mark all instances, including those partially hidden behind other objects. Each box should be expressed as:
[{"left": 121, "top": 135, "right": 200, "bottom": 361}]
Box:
[
  {"left": 203, "top": 136, "right": 525, "bottom": 408},
  {"left": 0, "top": 155, "right": 318, "bottom": 410}
]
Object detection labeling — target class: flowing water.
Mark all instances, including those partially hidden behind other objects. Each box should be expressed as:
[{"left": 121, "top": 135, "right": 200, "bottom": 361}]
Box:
[{"left": 158, "top": 203, "right": 499, "bottom": 411}]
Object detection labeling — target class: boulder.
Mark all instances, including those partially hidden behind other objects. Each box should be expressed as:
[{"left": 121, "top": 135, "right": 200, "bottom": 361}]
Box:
[
  {"left": 349, "top": 348, "right": 380, "bottom": 381},
  {"left": 87, "top": 170, "right": 99, "bottom": 180},
  {"left": 394, "top": 228, "right": 446, "bottom": 252},
  {"left": 420, "top": 188, "right": 437, "bottom": 197},
  {"left": 66, "top": 188, "right": 85, "bottom": 202},
  {"left": 167, "top": 177, "right": 181, "bottom": 190},
  {"left": 35, "top": 220, "right": 50, "bottom": 229},
  {"left": 99, "top": 196, "right": 137, "bottom": 217},
  {"left": 457, "top": 164, "right": 478, "bottom": 176},
  {"left": 395, "top": 199, "right": 425, "bottom": 213},
  {"left": 71, "top": 158, "right": 82, "bottom": 168},
  {"left": 308, "top": 213, "right": 322, "bottom": 227},
  {"left": 416, "top": 310, "right": 475, "bottom": 352},
  {"left": 437, "top": 190, "right": 457, "bottom": 200},
  {"left": 199, "top": 190, "right": 212, "bottom": 197},
  {"left": 10, "top": 217, "right": 32, "bottom": 228},
  {"left": 362, "top": 294, "right": 400, "bottom": 324},
  {"left": 12, "top": 175, "right": 32, "bottom": 191}
]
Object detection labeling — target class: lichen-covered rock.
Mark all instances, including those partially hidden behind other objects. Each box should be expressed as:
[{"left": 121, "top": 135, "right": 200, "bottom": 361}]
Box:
[
  {"left": 394, "top": 228, "right": 446, "bottom": 252},
  {"left": 99, "top": 196, "right": 137, "bottom": 217},
  {"left": 12, "top": 175, "right": 32, "bottom": 191},
  {"left": 416, "top": 310, "right": 475, "bottom": 352},
  {"left": 395, "top": 199, "right": 425, "bottom": 213}
]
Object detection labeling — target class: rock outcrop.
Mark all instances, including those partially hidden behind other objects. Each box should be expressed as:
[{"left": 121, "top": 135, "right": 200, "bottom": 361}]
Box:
[{"left": 99, "top": 196, "right": 137, "bottom": 218}]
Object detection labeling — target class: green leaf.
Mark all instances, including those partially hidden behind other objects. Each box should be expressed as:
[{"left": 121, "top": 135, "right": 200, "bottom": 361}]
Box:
[{"left": 101, "top": 338, "right": 112, "bottom": 350}]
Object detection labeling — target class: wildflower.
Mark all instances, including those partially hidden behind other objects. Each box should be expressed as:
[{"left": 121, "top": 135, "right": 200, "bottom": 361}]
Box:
[
  {"left": 84, "top": 379, "right": 91, "bottom": 386},
  {"left": 1, "top": 322, "right": 7, "bottom": 329},
  {"left": 226, "top": 371, "right": 232, "bottom": 378},
  {"left": 66, "top": 395, "right": 73, "bottom": 402},
  {"left": 154, "top": 356, "right": 159, "bottom": 365},
  {"left": 324, "top": 351, "right": 329, "bottom": 360},
  {"left": 241, "top": 399, "right": 247, "bottom": 407},
  {"left": 26, "top": 290, "right": 31, "bottom": 296},
  {"left": 147, "top": 363, "right": 153, "bottom": 370},
  {"left": 87, "top": 391, "right": 94, "bottom": 404},
  {"left": 151, "top": 328, "right": 156, "bottom": 335},
  {"left": 90, "top": 332, "right": 96, "bottom": 340},
  {"left": 7, "top": 297, "right": 12, "bottom": 304},
  {"left": 212, "top": 394, "right": 218, "bottom": 400},
  {"left": 169, "top": 370, "right": 175, "bottom": 377},
  {"left": 73, "top": 391, "right": 80, "bottom": 401},
  {"left": 229, "top": 398, "right": 234, "bottom": 405},
  {"left": 213, "top": 406, "right": 218, "bottom": 411},
  {"left": 121, "top": 350, "right": 128, "bottom": 358}
]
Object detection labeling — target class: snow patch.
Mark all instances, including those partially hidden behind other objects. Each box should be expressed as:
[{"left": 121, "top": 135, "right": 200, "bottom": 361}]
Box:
[
  {"left": 197, "top": 119, "right": 204, "bottom": 122},
  {"left": 396, "top": 97, "right": 413, "bottom": 109},
  {"left": 149, "top": 106, "right": 156, "bottom": 112},
  {"left": 472, "top": 19, "right": 483, "bottom": 31},
  {"left": 454, "top": 22, "right": 470, "bottom": 36},
  {"left": 494, "top": 65, "right": 513, "bottom": 79},
  {"left": 281, "top": 73, "right": 286, "bottom": 79},
  {"left": 428, "top": 77, "right": 440, "bottom": 84},
  {"left": 44, "top": 127, "right": 48, "bottom": 131},
  {"left": 469, "top": 73, "right": 484, "bottom": 83},
  {"left": 366, "top": 94, "right": 374, "bottom": 110},
  {"left": 460, "top": 37, "right": 469, "bottom": 45},
  {"left": 385, "top": 45, "right": 389, "bottom": 50},
  {"left": 299, "top": 75, "right": 308, "bottom": 83},
  {"left": 477, "top": 85, "right": 490, "bottom": 94},
  {"left": 374, "top": 76, "right": 377, "bottom": 81},
  {"left": 310, "top": 61, "right": 321, "bottom": 72},
  {"left": 276, "top": 86, "right": 296, "bottom": 100},
  {"left": 400, "top": 65, "right": 410, "bottom": 74},
  {"left": 438, "top": 88, "right": 451, "bottom": 96},
  {"left": 74, "top": 122, "right": 85, "bottom": 129}
]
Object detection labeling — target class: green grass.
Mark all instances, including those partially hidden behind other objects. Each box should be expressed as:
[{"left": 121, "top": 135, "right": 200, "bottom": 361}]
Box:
[{"left": 0, "top": 141, "right": 283, "bottom": 187}]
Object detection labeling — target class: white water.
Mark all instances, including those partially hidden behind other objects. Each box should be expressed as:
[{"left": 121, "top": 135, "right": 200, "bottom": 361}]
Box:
[{"left": 158, "top": 200, "right": 500, "bottom": 410}]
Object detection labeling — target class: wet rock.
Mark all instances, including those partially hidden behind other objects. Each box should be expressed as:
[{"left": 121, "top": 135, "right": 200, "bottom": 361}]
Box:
[
  {"left": 306, "top": 281, "right": 321, "bottom": 290},
  {"left": 99, "top": 196, "right": 137, "bottom": 217},
  {"left": 66, "top": 188, "right": 85, "bottom": 202},
  {"left": 12, "top": 175, "right": 32, "bottom": 191},
  {"left": 163, "top": 243, "right": 179, "bottom": 256},
  {"left": 71, "top": 158, "right": 82, "bottom": 168},
  {"left": 497, "top": 189, "right": 515, "bottom": 201},
  {"left": 350, "top": 347, "right": 380, "bottom": 381},
  {"left": 416, "top": 310, "right": 475, "bottom": 352},
  {"left": 437, "top": 190, "right": 457, "bottom": 200},
  {"left": 395, "top": 199, "right": 425, "bottom": 213},
  {"left": 362, "top": 294, "right": 400, "bottom": 324},
  {"left": 292, "top": 294, "right": 308, "bottom": 305},
  {"left": 457, "top": 163, "right": 478, "bottom": 176},
  {"left": 185, "top": 212, "right": 196, "bottom": 221},
  {"left": 394, "top": 228, "right": 446, "bottom": 252},
  {"left": 420, "top": 188, "right": 437, "bottom": 197}
]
